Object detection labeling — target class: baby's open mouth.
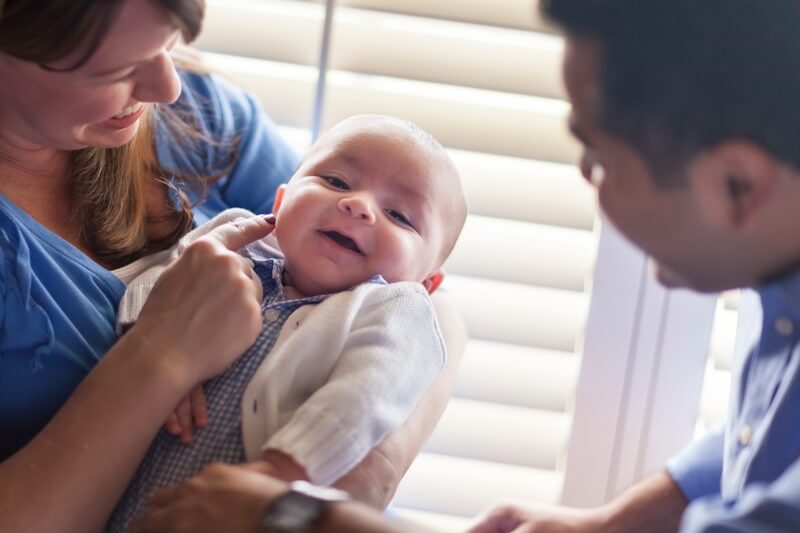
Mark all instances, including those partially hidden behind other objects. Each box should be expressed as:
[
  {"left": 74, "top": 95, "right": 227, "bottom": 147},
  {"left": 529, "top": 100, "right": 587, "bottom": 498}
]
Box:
[{"left": 321, "top": 230, "right": 363, "bottom": 255}]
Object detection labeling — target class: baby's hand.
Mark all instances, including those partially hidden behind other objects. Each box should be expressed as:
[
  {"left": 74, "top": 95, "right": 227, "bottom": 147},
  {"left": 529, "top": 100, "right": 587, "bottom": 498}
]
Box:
[{"left": 165, "top": 385, "right": 208, "bottom": 444}]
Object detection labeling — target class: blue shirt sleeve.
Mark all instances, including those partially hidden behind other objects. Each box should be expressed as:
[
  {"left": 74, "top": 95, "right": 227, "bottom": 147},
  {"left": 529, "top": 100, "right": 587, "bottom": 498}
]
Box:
[
  {"left": 680, "top": 453, "right": 800, "bottom": 532},
  {"left": 667, "top": 426, "right": 725, "bottom": 501},
  {"left": 156, "top": 71, "right": 300, "bottom": 223}
]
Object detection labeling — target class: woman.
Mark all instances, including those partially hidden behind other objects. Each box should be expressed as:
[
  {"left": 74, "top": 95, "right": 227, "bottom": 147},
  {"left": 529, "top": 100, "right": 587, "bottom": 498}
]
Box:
[{"left": 0, "top": 0, "right": 464, "bottom": 531}]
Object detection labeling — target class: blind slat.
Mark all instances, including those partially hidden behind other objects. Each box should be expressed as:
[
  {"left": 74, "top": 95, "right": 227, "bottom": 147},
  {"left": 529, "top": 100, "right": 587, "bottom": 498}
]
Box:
[
  {"left": 426, "top": 398, "right": 570, "bottom": 470},
  {"left": 394, "top": 453, "right": 563, "bottom": 517},
  {"left": 446, "top": 215, "right": 595, "bottom": 291},
  {"left": 335, "top": 0, "right": 550, "bottom": 33},
  {"left": 330, "top": 7, "right": 564, "bottom": 98},
  {"left": 445, "top": 275, "right": 587, "bottom": 352},
  {"left": 451, "top": 148, "right": 596, "bottom": 230},
  {"left": 456, "top": 340, "right": 579, "bottom": 412}
]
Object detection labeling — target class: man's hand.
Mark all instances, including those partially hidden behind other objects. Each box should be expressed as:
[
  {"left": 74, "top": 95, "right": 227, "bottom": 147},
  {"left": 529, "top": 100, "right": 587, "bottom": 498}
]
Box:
[
  {"left": 468, "top": 472, "right": 687, "bottom": 533},
  {"left": 467, "top": 501, "right": 606, "bottom": 533}
]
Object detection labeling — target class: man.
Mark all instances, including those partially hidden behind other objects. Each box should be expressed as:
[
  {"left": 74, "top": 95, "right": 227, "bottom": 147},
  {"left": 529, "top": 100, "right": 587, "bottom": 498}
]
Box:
[{"left": 138, "top": 1, "right": 800, "bottom": 531}]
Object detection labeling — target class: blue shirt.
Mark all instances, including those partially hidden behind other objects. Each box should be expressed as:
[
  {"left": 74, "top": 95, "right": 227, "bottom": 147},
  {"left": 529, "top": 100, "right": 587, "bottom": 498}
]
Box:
[
  {"left": 668, "top": 270, "right": 800, "bottom": 531},
  {"left": 0, "top": 72, "right": 298, "bottom": 460}
]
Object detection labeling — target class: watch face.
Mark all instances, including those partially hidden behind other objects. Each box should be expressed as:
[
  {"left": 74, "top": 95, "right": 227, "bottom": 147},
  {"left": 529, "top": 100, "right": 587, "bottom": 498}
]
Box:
[{"left": 263, "top": 491, "right": 327, "bottom": 532}]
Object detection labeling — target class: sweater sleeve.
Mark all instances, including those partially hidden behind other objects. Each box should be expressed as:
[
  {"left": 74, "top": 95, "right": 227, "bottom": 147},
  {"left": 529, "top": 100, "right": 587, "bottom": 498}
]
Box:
[{"left": 265, "top": 283, "right": 447, "bottom": 485}]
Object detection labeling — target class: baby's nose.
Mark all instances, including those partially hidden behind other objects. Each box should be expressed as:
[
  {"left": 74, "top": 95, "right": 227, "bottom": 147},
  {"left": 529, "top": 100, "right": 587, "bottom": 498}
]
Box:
[{"left": 339, "top": 196, "right": 376, "bottom": 224}]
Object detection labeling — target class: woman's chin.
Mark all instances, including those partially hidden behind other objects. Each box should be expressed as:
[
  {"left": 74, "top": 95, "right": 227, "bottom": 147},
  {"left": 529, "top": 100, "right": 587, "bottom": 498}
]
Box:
[{"left": 79, "top": 122, "right": 141, "bottom": 149}]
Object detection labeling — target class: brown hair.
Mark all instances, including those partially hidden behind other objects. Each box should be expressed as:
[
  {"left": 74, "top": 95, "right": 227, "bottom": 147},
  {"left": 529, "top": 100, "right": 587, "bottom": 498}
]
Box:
[{"left": 0, "top": 0, "right": 219, "bottom": 268}]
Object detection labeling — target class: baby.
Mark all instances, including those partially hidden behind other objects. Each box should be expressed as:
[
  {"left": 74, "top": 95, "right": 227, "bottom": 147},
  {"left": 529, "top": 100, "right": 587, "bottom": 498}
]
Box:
[{"left": 106, "top": 114, "right": 467, "bottom": 531}]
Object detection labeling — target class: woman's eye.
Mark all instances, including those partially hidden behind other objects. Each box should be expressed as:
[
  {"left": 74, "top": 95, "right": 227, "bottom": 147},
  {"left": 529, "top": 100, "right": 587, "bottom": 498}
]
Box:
[
  {"left": 386, "top": 209, "right": 412, "bottom": 227},
  {"left": 108, "top": 69, "right": 135, "bottom": 83},
  {"left": 322, "top": 176, "right": 349, "bottom": 190}
]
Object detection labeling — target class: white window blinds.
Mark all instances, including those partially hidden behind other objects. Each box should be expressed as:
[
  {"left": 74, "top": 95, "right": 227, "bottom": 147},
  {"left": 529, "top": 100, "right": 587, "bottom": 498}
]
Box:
[{"left": 195, "top": 1, "right": 598, "bottom": 530}]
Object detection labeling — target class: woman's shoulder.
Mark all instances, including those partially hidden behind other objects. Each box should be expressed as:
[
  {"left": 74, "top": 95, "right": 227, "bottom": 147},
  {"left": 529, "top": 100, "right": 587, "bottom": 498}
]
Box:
[{"left": 170, "top": 70, "right": 262, "bottom": 140}]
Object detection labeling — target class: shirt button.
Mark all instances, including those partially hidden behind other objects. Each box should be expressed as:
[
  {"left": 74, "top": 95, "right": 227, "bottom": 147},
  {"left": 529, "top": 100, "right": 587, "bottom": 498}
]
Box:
[
  {"left": 739, "top": 425, "right": 753, "bottom": 446},
  {"left": 265, "top": 308, "right": 280, "bottom": 323},
  {"left": 775, "top": 317, "right": 794, "bottom": 336}
]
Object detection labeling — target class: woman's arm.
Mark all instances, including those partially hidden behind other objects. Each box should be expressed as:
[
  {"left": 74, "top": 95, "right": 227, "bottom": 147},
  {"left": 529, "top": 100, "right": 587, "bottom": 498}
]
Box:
[
  {"left": 0, "top": 217, "right": 274, "bottom": 533},
  {"left": 332, "top": 291, "right": 467, "bottom": 508},
  {"left": 135, "top": 462, "right": 407, "bottom": 533}
]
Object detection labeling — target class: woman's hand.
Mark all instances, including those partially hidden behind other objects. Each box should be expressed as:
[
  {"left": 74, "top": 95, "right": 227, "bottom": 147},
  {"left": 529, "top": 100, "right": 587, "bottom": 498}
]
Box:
[
  {"left": 132, "top": 462, "right": 288, "bottom": 533},
  {"left": 131, "top": 215, "right": 275, "bottom": 387}
]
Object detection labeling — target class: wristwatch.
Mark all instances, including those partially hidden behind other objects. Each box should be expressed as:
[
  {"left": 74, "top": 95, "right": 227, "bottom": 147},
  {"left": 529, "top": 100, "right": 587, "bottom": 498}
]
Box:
[{"left": 261, "top": 480, "right": 351, "bottom": 532}]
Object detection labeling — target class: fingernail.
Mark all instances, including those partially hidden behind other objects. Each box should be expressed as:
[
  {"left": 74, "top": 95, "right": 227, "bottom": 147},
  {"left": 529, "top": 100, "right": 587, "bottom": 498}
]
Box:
[{"left": 261, "top": 214, "right": 276, "bottom": 225}]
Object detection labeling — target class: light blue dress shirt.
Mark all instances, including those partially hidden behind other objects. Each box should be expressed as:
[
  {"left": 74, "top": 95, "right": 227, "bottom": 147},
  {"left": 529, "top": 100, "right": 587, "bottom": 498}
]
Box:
[{"left": 668, "top": 270, "right": 800, "bottom": 531}]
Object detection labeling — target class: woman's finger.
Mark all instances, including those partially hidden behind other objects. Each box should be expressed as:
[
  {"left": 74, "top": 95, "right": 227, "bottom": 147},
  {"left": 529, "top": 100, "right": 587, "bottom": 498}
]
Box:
[{"left": 204, "top": 214, "right": 276, "bottom": 252}]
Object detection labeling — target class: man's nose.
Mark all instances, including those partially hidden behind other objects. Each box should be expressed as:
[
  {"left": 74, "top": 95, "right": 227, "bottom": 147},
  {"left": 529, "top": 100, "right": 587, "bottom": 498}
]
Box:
[{"left": 338, "top": 195, "right": 376, "bottom": 224}]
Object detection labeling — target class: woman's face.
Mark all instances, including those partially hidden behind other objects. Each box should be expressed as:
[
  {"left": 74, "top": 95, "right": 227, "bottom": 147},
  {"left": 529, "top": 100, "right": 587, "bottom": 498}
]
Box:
[{"left": 0, "top": 0, "right": 182, "bottom": 152}]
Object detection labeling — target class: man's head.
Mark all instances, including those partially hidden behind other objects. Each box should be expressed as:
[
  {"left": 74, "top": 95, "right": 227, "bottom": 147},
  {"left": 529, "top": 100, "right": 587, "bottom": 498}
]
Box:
[
  {"left": 272, "top": 114, "right": 467, "bottom": 297},
  {"left": 542, "top": 0, "right": 800, "bottom": 291}
]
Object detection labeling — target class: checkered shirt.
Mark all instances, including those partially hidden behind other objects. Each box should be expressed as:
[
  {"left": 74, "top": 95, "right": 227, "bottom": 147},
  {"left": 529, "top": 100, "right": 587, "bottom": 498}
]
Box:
[{"left": 105, "top": 259, "right": 325, "bottom": 532}]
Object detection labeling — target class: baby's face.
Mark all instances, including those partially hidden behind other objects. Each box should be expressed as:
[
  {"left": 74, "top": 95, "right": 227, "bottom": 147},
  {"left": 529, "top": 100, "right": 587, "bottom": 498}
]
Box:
[{"left": 273, "top": 119, "right": 458, "bottom": 297}]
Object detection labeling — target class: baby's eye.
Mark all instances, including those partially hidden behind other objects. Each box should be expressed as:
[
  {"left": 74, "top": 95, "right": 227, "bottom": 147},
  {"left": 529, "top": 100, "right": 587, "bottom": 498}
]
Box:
[
  {"left": 386, "top": 209, "right": 413, "bottom": 227},
  {"left": 322, "top": 176, "right": 349, "bottom": 190}
]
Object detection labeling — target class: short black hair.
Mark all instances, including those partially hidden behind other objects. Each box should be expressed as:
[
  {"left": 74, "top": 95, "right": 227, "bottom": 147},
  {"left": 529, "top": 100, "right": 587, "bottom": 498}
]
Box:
[{"left": 541, "top": 0, "right": 800, "bottom": 186}]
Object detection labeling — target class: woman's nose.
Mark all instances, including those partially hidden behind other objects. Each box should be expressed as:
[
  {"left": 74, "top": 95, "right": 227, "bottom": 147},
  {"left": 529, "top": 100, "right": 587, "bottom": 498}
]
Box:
[
  {"left": 131, "top": 52, "right": 182, "bottom": 105},
  {"left": 338, "top": 196, "right": 376, "bottom": 224}
]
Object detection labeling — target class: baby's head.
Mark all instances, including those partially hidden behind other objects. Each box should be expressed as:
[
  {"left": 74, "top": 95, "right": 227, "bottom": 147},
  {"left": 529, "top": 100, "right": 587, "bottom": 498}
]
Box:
[{"left": 272, "top": 114, "right": 467, "bottom": 297}]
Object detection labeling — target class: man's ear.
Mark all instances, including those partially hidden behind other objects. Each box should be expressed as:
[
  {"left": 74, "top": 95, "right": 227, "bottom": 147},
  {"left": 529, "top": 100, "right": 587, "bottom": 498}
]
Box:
[
  {"left": 272, "top": 184, "right": 287, "bottom": 214},
  {"left": 422, "top": 269, "right": 445, "bottom": 294},
  {"left": 691, "top": 141, "right": 777, "bottom": 229}
]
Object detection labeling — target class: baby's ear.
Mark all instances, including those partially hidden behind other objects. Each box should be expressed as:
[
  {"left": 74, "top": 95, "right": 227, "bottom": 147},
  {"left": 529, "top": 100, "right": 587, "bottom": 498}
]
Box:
[
  {"left": 272, "top": 184, "right": 287, "bottom": 214},
  {"left": 422, "top": 269, "right": 445, "bottom": 294}
]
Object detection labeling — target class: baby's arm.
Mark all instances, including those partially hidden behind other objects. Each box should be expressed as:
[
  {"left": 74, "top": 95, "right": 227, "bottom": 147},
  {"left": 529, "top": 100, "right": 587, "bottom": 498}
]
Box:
[{"left": 264, "top": 284, "right": 446, "bottom": 489}]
